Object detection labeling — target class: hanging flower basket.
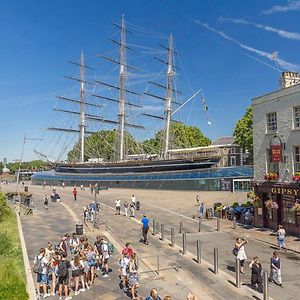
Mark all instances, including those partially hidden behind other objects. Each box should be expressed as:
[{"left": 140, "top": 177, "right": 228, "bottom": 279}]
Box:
[
  {"left": 264, "top": 173, "right": 279, "bottom": 181},
  {"left": 253, "top": 196, "right": 262, "bottom": 208},
  {"left": 292, "top": 203, "right": 300, "bottom": 211},
  {"left": 265, "top": 199, "right": 278, "bottom": 209},
  {"left": 292, "top": 174, "right": 300, "bottom": 182}
]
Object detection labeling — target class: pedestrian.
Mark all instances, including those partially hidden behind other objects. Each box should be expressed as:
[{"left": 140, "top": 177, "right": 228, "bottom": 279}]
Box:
[
  {"left": 145, "top": 288, "right": 162, "bottom": 300},
  {"left": 186, "top": 292, "right": 196, "bottom": 300},
  {"left": 73, "top": 187, "right": 78, "bottom": 201},
  {"left": 276, "top": 225, "right": 286, "bottom": 250},
  {"left": 122, "top": 242, "right": 133, "bottom": 258},
  {"left": 44, "top": 195, "right": 49, "bottom": 209},
  {"left": 69, "top": 233, "right": 79, "bottom": 255},
  {"left": 70, "top": 254, "right": 84, "bottom": 295},
  {"left": 59, "top": 235, "right": 68, "bottom": 255},
  {"left": 130, "top": 202, "right": 135, "bottom": 218},
  {"left": 128, "top": 252, "right": 139, "bottom": 300},
  {"left": 131, "top": 194, "right": 136, "bottom": 207},
  {"left": 32, "top": 248, "right": 50, "bottom": 299},
  {"left": 119, "top": 251, "right": 130, "bottom": 293},
  {"left": 116, "top": 198, "right": 121, "bottom": 215},
  {"left": 249, "top": 257, "right": 263, "bottom": 293},
  {"left": 57, "top": 252, "right": 72, "bottom": 300},
  {"left": 269, "top": 251, "right": 283, "bottom": 287},
  {"left": 199, "top": 203, "right": 206, "bottom": 219},
  {"left": 80, "top": 184, "right": 83, "bottom": 190},
  {"left": 49, "top": 251, "right": 60, "bottom": 296},
  {"left": 124, "top": 201, "right": 129, "bottom": 217},
  {"left": 45, "top": 242, "right": 54, "bottom": 264},
  {"left": 86, "top": 245, "right": 97, "bottom": 284},
  {"left": 196, "top": 194, "right": 200, "bottom": 205},
  {"left": 62, "top": 182, "right": 65, "bottom": 188},
  {"left": 141, "top": 215, "right": 150, "bottom": 245},
  {"left": 100, "top": 238, "right": 110, "bottom": 278},
  {"left": 94, "top": 235, "right": 103, "bottom": 270},
  {"left": 235, "top": 237, "right": 248, "bottom": 274}
]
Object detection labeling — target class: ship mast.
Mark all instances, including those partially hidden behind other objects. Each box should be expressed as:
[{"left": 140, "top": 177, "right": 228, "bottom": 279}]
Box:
[
  {"left": 79, "top": 51, "right": 85, "bottom": 163},
  {"left": 163, "top": 34, "right": 174, "bottom": 159},
  {"left": 118, "top": 15, "right": 126, "bottom": 161}
]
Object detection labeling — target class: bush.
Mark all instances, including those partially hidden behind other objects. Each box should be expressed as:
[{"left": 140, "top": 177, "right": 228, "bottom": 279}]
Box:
[
  {"left": 231, "top": 202, "right": 239, "bottom": 208},
  {"left": 0, "top": 193, "right": 11, "bottom": 221},
  {"left": 0, "top": 232, "right": 13, "bottom": 255}
]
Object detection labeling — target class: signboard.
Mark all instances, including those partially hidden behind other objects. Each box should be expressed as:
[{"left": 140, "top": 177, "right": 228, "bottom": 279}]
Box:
[{"left": 271, "top": 144, "right": 282, "bottom": 162}]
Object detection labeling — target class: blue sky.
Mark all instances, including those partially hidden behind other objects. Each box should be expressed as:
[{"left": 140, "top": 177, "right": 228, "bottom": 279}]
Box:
[{"left": 1, "top": 0, "right": 300, "bottom": 162}]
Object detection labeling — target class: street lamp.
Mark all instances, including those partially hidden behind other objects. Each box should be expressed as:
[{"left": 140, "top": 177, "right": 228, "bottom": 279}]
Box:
[{"left": 15, "top": 134, "right": 44, "bottom": 192}]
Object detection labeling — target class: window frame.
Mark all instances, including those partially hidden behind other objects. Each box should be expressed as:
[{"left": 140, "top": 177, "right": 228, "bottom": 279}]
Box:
[
  {"left": 294, "top": 106, "right": 300, "bottom": 129},
  {"left": 266, "top": 112, "right": 277, "bottom": 133}
]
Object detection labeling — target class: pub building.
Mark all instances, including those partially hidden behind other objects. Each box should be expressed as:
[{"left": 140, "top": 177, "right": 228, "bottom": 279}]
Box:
[{"left": 252, "top": 72, "right": 300, "bottom": 236}]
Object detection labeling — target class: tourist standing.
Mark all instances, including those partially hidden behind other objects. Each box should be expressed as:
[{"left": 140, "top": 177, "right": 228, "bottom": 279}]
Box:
[
  {"left": 59, "top": 235, "right": 68, "bottom": 255},
  {"left": 131, "top": 194, "right": 136, "bottom": 207},
  {"left": 269, "top": 251, "right": 283, "bottom": 287},
  {"left": 100, "top": 238, "right": 110, "bottom": 278},
  {"left": 69, "top": 233, "right": 79, "bottom": 255},
  {"left": 276, "top": 225, "right": 286, "bottom": 250},
  {"left": 145, "top": 288, "right": 162, "bottom": 300},
  {"left": 130, "top": 202, "right": 135, "bottom": 218},
  {"left": 124, "top": 201, "right": 129, "bottom": 217},
  {"left": 70, "top": 255, "right": 84, "bottom": 295},
  {"left": 128, "top": 252, "right": 139, "bottom": 300},
  {"left": 44, "top": 195, "right": 48, "bottom": 209},
  {"left": 249, "top": 257, "right": 263, "bottom": 293},
  {"left": 57, "top": 252, "right": 71, "bottom": 300},
  {"left": 33, "top": 248, "right": 50, "bottom": 299},
  {"left": 141, "top": 215, "right": 150, "bottom": 244},
  {"left": 235, "top": 237, "right": 248, "bottom": 274},
  {"left": 73, "top": 187, "right": 78, "bottom": 201},
  {"left": 122, "top": 242, "right": 133, "bottom": 258},
  {"left": 115, "top": 198, "right": 121, "bottom": 215},
  {"left": 49, "top": 251, "right": 60, "bottom": 296},
  {"left": 199, "top": 203, "right": 206, "bottom": 219}
]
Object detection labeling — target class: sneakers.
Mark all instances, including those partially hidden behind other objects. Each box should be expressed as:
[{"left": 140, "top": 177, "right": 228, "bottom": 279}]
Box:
[
  {"left": 42, "top": 294, "right": 50, "bottom": 299},
  {"left": 79, "top": 288, "right": 86, "bottom": 292},
  {"left": 59, "top": 297, "right": 63, "bottom": 300},
  {"left": 65, "top": 297, "right": 73, "bottom": 300},
  {"left": 75, "top": 291, "right": 79, "bottom": 296},
  {"left": 51, "top": 292, "right": 55, "bottom": 296},
  {"left": 102, "top": 273, "right": 109, "bottom": 278}
]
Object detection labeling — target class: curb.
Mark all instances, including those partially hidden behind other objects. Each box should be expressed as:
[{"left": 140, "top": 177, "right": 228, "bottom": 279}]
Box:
[{"left": 15, "top": 212, "right": 37, "bottom": 300}]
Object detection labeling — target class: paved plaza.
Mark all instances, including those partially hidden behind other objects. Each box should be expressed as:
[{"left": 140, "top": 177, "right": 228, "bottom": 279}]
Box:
[{"left": 2, "top": 184, "right": 300, "bottom": 300}]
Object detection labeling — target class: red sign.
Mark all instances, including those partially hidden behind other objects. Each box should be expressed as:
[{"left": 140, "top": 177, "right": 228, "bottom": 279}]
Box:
[{"left": 271, "top": 145, "right": 282, "bottom": 162}]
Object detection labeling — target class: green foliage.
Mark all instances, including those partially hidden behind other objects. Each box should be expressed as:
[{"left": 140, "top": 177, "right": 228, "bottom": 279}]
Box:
[
  {"left": 0, "top": 232, "right": 13, "bottom": 255},
  {"left": 233, "top": 106, "right": 253, "bottom": 160},
  {"left": 0, "top": 192, "right": 28, "bottom": 299},
  {"left": 68, "top": 124, "right": 211, "bottom": 161},
  {"left": 231, "top": 202, "right": 239, "bottom": 208},
  {"left": 0, "top": 193, "right": 11, "bottom": 221},
  {"left": 7, "top": 160, "right": 49, "bottom": 173},
  {"left": 142, "top": 123, "right": 211, "bottom": 154}
]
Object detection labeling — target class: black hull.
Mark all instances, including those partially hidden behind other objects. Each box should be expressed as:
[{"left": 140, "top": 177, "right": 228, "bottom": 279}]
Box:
[{"left": 55, "top": 158, "right": 219, "bottom": 174}]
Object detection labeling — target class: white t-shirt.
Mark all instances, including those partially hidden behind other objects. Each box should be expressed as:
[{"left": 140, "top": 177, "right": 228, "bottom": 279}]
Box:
[
  {"left": 101, "top": 242, "right": 110, "bottom": 259},
  {"left": 116, "top": 199, "right": 121, "bottom": 207},
  {"left": 34, "top": 254, "right": 49, "bottom": 274}
]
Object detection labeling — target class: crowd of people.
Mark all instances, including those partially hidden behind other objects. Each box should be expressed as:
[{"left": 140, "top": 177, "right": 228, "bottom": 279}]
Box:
[
  {"left": 233, "top": 224, "right": 286, "bottom": 293},
  {"left": 32, "top": 233, "right": 114, "bottom": 299},
  {"left": 115, "top": 194, "right": 137, "bottom": 217}
]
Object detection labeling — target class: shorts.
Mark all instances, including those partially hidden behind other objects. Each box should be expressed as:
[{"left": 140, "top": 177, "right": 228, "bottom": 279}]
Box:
[
  {"left": 240, "top": 259, "right": 245, "bottom": 267},
  {"left": 72, "top": 270, "right": 81, "bottom": 277},
  {"left": 37, "top": 273, "right": 47, "bottom": 284},
  {"left": 58, "top": 275, "right": 69, "bottom": 285},
  {"left": 103, "top": 258, "right": 109, "bottom": 265}
]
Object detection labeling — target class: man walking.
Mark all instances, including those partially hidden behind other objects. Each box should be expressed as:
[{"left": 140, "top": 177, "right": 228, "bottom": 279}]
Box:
[
  {"left": 115, "top": 198, "right": 121, "bottom": 215},
  {"left": 141, "top": 215, "right": 150, "bottom": 245},
  {"left": 124, "top": 201, "right": 129, "bottom": 217},
  {"left": 276, "top": 225, "right": 286, "bottom": 250},
  {"left": 73, "top": 187, "right": 78, "bottom": 201},
  {"left": 199, "top": 203, "right": 206, "bottom": 219},
  {"left": 269, "top": 251, "right": 283, "bottom": 287}
]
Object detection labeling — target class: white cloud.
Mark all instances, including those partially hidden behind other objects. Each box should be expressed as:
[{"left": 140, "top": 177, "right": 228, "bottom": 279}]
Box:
[
  {"left": 262, "top": 0, "right": 300, "bottom": 15},
  {"left": 220, "top": 17, "right": 300, "bottom": 41},
  {"left": 191, "top": 18, "right": 300, "bottom": 71}
]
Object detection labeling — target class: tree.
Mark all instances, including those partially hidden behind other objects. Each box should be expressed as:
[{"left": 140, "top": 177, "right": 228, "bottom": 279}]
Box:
[
  {"left": 67, "top": 130, "right": 139, "bottom": 162},
  {"left": 142, "top": 123, "right": 211, "bottom": 153},
  {"left": 233, "top": 106, "right": 253, "bottom": 159}
]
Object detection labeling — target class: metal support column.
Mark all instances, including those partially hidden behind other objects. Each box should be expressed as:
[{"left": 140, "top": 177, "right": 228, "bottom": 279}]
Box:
[
  {"left": 235, "top": 258, "right": 241, "bottom": 288},
  {"left": 182, "top": 233, "right": 187, "bottom": 255},
  {"left": 217, "top": 218, "right": 221, "bottom": 231},
  {"left": 197, "top": 240, "right": 201, "bottom": 264},
  {"left": 214, "top": 248, "right": 218, "bottom": 275},
  {"left": 171, "top": 228, "right": 175, "bottom": 247},
  {"left": 161, "top": 224, "right": 165, "bottom": 241},
  {"left": 263, "top": 271, "right": 269, "bottom": 300}
]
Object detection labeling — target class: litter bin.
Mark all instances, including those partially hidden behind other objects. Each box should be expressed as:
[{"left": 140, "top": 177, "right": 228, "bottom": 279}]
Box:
[
  {"left": 24, "top": 186, "right": 28, "bottom": 192},
  {"left": 136, "top": 201, "right": 140, "bottom": 210},
  {"left": 75, "top": 222, "right": 83, "bottom": 235}
]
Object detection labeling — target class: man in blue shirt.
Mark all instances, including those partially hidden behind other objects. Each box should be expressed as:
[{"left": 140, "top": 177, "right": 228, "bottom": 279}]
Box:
[{"left": 141, "top": 215, "right": 149, "bottom": 245}]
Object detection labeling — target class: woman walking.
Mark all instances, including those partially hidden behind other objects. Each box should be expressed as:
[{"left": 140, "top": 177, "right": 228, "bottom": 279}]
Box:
[
  {"left": 269, "top": 251, "right": 283, "bottom": 287},
  {"left": 249, "top": 257, "right": 263, "bottom": 293},
  {"left": 276, "top": 225, "right": 286, "bottom": 250},
  {"left": 70, "top": 255, "right": 85, "bottom": 295},
  {"left": 235, "top": 237, "right": 248, "bottom": 274},
  {"left": 128, "top": 252, "right": 139, "bottom": 299}
]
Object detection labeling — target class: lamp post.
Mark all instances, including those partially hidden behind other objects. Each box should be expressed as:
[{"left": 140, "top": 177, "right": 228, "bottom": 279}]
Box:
[{"left": 15, "top": 134, "right": 43, "bottom": 193}]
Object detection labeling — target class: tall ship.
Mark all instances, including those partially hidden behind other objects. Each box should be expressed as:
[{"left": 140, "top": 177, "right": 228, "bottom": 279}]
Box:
[{"left": 32, "top": 17, "right": 252, "bottom": 191}]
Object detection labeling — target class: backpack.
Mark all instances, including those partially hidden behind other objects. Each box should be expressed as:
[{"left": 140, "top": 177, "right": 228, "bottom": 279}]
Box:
[
  {"left": 32, "top": 256, "right": 43, "bottom": 273},
  {"left": 232, "top": 247, "right": 238, "bottom": 256},
  {"left": 57, "top": 260, "right": 68, "bottom": 277},
  {"left": 108, "top": 242, "right": 114, "bottom": 255}
]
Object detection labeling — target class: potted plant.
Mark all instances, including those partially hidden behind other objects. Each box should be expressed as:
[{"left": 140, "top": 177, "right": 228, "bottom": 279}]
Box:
[
  {"left": 265, "top": 199, "right": 278, "bottom": 209},
  {"left": 253, "top": 196, "right": 262, "bottom": 207},
  {"left": 292, "top": 172, "right": 300, "bottom": 182}
]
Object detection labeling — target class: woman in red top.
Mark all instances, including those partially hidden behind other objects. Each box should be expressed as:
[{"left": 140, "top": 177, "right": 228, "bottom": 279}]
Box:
[{"left": 73, "top": 187, "right": 78, "bottom": 201}]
